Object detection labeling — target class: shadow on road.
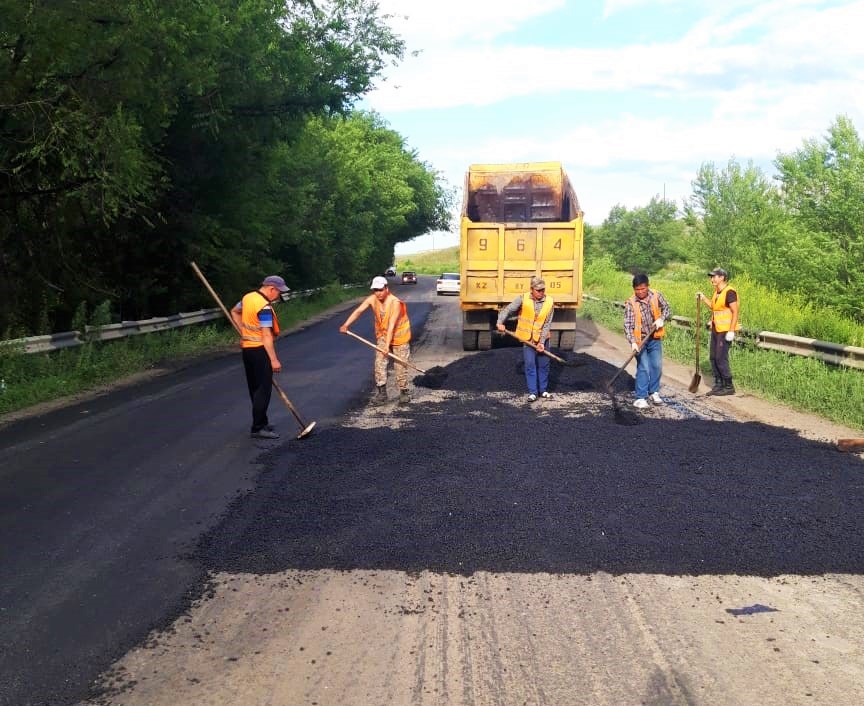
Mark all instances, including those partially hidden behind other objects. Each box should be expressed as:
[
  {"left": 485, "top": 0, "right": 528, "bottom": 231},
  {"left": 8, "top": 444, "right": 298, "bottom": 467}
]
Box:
[{"left": 195, "top": 350, "right": 864, "bottom": 579}]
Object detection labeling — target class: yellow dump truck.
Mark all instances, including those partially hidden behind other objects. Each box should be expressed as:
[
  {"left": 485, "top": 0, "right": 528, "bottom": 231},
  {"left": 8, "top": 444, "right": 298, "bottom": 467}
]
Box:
[{"left": 459, "top": 161, "right": 584, "bottom": 351}]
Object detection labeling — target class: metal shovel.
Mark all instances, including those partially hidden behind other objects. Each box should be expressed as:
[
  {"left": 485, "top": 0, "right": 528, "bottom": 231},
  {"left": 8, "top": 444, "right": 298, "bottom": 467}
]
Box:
[
  {"left": 342, "top": 329, "right": 449, "bottom": 389},
  {"left": 190, "top": 261, "right": 316, "bottom": 439},
  {"left": 605, "top": 324, "right": 656, "bottom": 391},
  {"left": 689, "top": 296, "right": 702, "bottom": 393},
  {"left": 342, "top": 330, "right": 428, "bottom": 373}
]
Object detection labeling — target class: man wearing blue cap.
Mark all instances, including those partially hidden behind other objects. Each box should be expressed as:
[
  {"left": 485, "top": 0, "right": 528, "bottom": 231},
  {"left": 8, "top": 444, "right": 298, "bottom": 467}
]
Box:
[{"left": 231, "top": 275, "right": 290, "bottom": 438}]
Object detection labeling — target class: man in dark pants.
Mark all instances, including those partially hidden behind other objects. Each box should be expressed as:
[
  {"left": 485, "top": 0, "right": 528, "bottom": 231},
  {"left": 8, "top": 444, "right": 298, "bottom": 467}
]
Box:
[
  {"left": 231, "top": 275, "right": 290, "bottom": 439},
  {"left": 698, "top": 267, "right": 740, "bottom": 396}
]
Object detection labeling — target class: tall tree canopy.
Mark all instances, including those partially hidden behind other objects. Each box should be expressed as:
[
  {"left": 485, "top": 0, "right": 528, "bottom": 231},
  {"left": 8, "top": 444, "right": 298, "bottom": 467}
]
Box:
[
  {"left": 774, "top": 116, "right": 864, "bottom": 317},
  {"left": 1, "top": 0, "right": 449, "bottom": 336}
]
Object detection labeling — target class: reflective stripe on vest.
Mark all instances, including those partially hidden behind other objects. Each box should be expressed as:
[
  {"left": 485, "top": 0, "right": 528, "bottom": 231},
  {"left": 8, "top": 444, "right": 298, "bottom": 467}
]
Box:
[
  {"left": 515, "top": 295, "right": 554, "bottom": 343},
  {"left": 711, "top": 285, "right": 740, "bottom": 332},
  {"left": 374, "top": 295, "right": 411, "bottom": 345},
  {"left": 629, "top": 291, "right": 665, "bottom": 342},
  {"left": 240, "top": 290, "right": 280, "bottom": 348}
]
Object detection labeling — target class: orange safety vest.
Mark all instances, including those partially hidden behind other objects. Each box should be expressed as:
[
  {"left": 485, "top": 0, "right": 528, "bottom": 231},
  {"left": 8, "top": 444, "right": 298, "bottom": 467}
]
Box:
[
  {"left": 711, "top": 285, "right": 740, "bottom": 332},
  {"left": 629, "top": 291, "right": 666, "bottom": 342},
  {"left": 515, "top": 294, "right": 554, "bottom": 344},
  {"left": 374, "top": 294, "right": 411, "bottom": 345},
  {"left": 240, "top": 290, "right": 280, "bottom": 348}
]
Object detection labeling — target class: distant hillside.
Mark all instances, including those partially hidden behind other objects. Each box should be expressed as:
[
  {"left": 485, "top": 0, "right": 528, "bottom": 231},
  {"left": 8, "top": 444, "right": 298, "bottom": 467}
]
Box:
[{"left": 395, "top": 246, "right": 459, "bottom": 274}]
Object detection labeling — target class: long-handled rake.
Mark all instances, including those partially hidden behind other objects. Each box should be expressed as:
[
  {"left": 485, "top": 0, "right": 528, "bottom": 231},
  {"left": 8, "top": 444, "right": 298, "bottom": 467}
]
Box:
[{"left": 190, "top": 261, "right": 316, "bottom": 439}]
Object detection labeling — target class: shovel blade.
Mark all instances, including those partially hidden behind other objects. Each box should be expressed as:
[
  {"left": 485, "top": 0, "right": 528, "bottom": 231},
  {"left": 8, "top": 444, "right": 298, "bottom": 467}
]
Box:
[{"left": 688, "top": 372, "right": 702, "bottom": 393}]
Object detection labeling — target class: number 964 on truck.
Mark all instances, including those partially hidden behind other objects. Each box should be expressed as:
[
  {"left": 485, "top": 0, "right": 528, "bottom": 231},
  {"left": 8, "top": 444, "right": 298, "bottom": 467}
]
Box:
[{"left": 459, "top": 161, "right": 584, "bottom": 352}]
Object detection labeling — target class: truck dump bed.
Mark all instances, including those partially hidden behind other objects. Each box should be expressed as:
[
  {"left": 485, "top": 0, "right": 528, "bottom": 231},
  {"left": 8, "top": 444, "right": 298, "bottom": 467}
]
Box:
[{"left": 459, "top": 162, "right": 585, "bottom": 351}]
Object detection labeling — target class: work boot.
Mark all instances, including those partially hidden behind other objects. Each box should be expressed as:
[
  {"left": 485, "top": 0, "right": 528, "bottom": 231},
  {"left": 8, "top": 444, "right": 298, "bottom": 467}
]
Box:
[
  {"left": 373, "top": 385, "right": 388, "bottom": 405},
  {"left": 705, "top": 377, "right": 724, "bottom": 396},
  {"left": 714, "top": 378, "right": 736, "bottom": 396},
  {"left": 399, "top": 389, "right": 410, "bottom": 404}
]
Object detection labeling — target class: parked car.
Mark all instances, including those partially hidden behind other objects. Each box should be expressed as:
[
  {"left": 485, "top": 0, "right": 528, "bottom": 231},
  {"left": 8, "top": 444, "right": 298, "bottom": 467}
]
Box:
[
  {"left": 385, "top": 266, "right": 396, "bottom": 276},
  {"left": 436, "top": 272, "right": 460, "bottom": 296},
  {"left": 401, "top": 271, "right": 417, "bottom": 285}
]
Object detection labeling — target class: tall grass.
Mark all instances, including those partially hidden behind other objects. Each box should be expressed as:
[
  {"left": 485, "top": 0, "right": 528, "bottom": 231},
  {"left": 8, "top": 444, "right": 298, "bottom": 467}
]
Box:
[
  {"left": 0, "top": 284, "right": 365, "bottom": 417},
  {"left": 581, "top": 259, "right": 864, "bottom": 430},
  {"left": 584, "top": 257, "right": 864, "bottom": 346}
]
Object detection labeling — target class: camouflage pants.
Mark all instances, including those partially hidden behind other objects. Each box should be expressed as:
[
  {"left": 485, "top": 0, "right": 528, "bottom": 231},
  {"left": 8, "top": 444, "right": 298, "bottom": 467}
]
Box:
[{"left": 374, "top": 337, "right": 410, "bottom": 391}]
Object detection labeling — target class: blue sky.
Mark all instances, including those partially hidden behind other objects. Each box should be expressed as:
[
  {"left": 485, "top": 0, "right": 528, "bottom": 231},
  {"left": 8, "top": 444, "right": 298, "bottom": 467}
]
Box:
[{"left": 359, "top": 0, "right": 864, "bottom": 254}]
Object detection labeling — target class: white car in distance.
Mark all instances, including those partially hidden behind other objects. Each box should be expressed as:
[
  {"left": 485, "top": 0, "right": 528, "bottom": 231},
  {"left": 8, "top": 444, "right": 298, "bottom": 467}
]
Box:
[{"left": 436, "top": 272, "right": 460, "bottom": 296}]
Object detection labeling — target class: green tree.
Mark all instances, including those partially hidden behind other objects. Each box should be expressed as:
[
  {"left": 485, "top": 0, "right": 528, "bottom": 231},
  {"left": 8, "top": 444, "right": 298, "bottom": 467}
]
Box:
[
  {"left": 0, "top": 0, "right": 408, "bottom": 332},
  {"left": 774, "top": 116, "right": 864, "bottom": 318},
  {"left": 596, "top": 197, "right": 681, "bottom": 273}
]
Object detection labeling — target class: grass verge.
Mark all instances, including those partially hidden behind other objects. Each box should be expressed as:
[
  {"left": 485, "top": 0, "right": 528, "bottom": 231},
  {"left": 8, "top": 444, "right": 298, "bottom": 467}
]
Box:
[
  {"left": 580, "top": 298, "right": 864, "bottom": 431},
  {"left": 396, "top": 246, "right": 459, "bottom": 275},
  {"left": 0, "top": 284, "right": 365, "bottom": 418}
]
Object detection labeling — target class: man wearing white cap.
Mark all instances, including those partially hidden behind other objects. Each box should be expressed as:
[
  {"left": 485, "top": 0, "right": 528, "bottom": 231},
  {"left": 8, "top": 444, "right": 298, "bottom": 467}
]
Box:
[
  {"left": 231, "top": 275, "right": 290, "bottom": 439},
  {"left": 340, "top": 276, "right": 412, "bottom": 404}
]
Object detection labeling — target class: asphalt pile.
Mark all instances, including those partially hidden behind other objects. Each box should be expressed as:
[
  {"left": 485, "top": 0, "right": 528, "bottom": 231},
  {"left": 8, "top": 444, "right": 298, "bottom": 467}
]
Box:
[{"left": 195, "top": 348, "right": 864, "bottom": 580}]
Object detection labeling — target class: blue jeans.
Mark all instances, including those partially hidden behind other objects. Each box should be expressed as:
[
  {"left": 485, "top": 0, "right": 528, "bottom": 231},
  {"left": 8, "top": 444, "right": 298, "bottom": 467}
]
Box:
[
  {"left": 523, "top": 343, "right": 550, "bottom": 396},
  {"left": 634, "top": 338, "right": 663, "bottom": 399}
]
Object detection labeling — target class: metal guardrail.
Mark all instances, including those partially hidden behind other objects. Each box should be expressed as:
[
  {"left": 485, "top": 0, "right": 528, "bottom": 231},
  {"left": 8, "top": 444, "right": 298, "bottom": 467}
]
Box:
[
  {"left": 583, "top": 294, "right": 864, "bottom": 371},
  {"left": 0, "top": 284, "right": 361, "bottom": 356}
]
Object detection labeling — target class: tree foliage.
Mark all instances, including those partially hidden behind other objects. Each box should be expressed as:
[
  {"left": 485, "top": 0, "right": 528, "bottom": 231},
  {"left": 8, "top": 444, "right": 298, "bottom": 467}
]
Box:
[
  {"left": 774, "top": 116, "right": 864, "bottom": 317},
  {"left": 1, "top": 0, "right": 449, "bottom": 336},
  {"left": 594, "top": 197, "right": 683, "bottom": 274},
  {"left": 680, "top": 118, "right": 864, "bottom": 320}
]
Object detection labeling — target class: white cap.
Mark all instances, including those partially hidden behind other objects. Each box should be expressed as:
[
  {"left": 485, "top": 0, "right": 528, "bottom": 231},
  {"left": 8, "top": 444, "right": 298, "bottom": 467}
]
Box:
[{"left": 370, "top": 276, "right": 388, "bottom": 290}]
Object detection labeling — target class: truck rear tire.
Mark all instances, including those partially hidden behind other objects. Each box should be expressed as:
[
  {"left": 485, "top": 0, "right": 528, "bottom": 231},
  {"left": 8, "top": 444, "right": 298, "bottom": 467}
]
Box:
[
  {"left": 559, "top": 330, "right": 576, "bottom": 351},
  {"left": 477, "top": 331, "right": 492, "bottom": 351},
  {"left": 462, "top": 330, "right": 478, "bottom": 351}
]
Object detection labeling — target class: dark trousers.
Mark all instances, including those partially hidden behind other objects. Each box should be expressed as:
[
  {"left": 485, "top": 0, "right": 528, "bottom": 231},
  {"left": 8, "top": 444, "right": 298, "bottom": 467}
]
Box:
[
  {"left": 709, "top": 330, "right": 732, "bottom": 380},
  {"left": 242, "top": 346, "right": 273, "bottom": 432}
]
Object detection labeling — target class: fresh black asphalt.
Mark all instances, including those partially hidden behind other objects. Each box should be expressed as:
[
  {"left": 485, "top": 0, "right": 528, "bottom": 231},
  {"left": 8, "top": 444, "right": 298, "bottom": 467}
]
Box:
[
  {"left": 0, "top": 300, "right": 429, "bottom": 706},
  {"left": 2, "top": 284, "right": 863, "bottom": 705}
]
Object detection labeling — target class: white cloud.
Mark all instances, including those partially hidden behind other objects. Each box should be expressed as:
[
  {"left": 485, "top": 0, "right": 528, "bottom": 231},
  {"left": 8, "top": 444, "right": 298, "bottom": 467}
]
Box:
[
  {"left": 369, "top": 1, "right": 864, "bottom": 111},
  {"left": 375, "top": 0, "right": 566, "bottom": 44},
  {"left": 374, "top": 1, "right": 864, "bottom": 244}
]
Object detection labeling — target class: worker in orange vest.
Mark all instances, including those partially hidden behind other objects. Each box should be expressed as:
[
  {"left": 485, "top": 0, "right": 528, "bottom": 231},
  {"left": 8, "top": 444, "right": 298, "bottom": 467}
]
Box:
[
  {"left": 231, "top": 275, "right": 290, "bottom": 439},
  {"left": 340, "top": 276, "right": 412, "bottom": 405},
  {"left": 698, "top": 267, "right": 741, "bottom": 395},
  {"left": 496, "top": 275, "right": 555, "bottom": 402}
]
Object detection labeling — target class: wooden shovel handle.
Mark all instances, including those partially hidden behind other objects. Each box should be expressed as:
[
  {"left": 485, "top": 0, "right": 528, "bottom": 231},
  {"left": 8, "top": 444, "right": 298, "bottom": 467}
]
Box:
[
  {"left": 342, "top": 329, "right": 428, "bottom": 374},
  {"left": 606, "top": 324, "right": 656, "bottom": 389},
  {"left": 498, "top": 329, "right": 568, "bottom": 364},
  {"left": 695, "top": 296, "right": 701, "bottom": 367},
  {"left": 190, "top": 261, "right": 313, "bottom": 430}
]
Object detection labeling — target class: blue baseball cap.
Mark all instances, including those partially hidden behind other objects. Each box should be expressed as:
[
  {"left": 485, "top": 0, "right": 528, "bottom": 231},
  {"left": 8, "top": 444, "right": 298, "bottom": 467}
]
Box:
[{"left": 262, "top": 275, "right": 290, "bottom": 292}]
